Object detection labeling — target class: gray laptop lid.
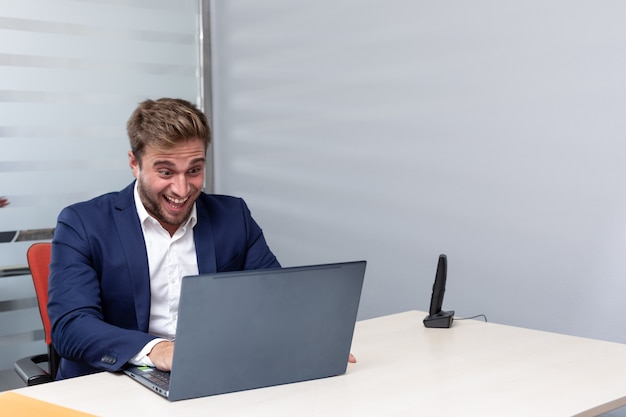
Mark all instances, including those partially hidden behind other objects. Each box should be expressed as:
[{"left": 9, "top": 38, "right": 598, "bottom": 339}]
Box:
[{"left": 166, "top": 260, "right": 366, "bottom": 401}]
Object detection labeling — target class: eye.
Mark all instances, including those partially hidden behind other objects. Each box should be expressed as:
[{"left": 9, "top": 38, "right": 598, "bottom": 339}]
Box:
[
  {"left": 188, "top": 167, "right": 203, "bottom": 176},
  {"left": 158, "top": 170, "right": 172, "bottom": 177}
]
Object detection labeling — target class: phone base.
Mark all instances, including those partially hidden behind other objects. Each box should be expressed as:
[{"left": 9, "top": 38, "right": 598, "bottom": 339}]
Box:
[{"left": 423, "top": 310, "right": 455, "bottom": 328}]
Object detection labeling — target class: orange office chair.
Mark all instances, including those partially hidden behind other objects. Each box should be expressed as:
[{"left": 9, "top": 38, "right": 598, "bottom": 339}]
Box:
[{"left": 13, "top": 242, "right": 61, "bottom": 385}]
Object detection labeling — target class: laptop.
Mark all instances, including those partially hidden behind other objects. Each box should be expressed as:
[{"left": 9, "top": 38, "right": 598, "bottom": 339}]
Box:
[{"left": 124, "top": 260, "right": 366, "bottom": 401}]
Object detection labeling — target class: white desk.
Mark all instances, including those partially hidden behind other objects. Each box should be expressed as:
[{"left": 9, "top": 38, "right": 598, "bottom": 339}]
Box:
[{"left": 12, "top": 311, "right": 626, "bottom": 416}]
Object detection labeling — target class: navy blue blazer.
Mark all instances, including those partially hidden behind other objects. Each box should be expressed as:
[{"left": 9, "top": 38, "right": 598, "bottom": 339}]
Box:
[{"left": 48, "top": 182, "right": 280, "bottom": 379}]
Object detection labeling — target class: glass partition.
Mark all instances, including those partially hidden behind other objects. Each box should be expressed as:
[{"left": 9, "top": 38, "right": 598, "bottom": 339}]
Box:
[{"left": 0, "top": 0, "right": 203, "bottom": 371}]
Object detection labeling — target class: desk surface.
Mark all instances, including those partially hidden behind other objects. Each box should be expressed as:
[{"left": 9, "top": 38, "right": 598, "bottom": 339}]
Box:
[{"left": 12, "top": 311, "right": 626, "bottom": 417}]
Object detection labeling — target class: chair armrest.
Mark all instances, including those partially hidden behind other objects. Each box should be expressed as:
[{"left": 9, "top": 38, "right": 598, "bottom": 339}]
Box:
[{"left": 14, "top": 354, "right": 53, "bottom": 386}]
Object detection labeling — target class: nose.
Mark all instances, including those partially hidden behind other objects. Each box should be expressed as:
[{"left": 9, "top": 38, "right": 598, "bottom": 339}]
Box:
[{"left": 171, "top": 174, "right": 190, "bottom": 197}]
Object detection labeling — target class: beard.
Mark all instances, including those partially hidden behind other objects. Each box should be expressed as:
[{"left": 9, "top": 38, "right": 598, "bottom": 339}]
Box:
[{"left": 137, "top": 178, "right": 196, "bottom": 232}]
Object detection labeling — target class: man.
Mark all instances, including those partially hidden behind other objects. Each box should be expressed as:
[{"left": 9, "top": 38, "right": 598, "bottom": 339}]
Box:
[{"left": 48, "top": 98, "right": 281, "bottom": 379}]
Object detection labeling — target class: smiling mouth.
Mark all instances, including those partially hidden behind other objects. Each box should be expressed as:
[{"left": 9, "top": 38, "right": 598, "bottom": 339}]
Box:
[{"left": 164, "top": 195, "right": 189, "bottom": 209}]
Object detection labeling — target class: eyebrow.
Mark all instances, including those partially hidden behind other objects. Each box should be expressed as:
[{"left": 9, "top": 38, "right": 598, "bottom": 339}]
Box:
[{"left": 152, "top": 157, "right": 206, "bottom": 168}]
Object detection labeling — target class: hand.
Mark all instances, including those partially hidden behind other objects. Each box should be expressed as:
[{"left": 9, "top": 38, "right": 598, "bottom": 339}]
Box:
[
  {"left": 0, "top": 197, "right": 8, "bottom": 208},
  {"left": 348, "top": 353, "right": 357, "bottom": 363},
  {"left": 147, "top": 341, "right": 175, "bottom": 371}
]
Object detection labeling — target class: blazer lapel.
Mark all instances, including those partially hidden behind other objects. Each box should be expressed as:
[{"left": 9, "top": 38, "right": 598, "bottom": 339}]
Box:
[
  {"left": 194, "top": 197, "right": 217, "bottom": 274},
  {"left": 113, "top": 182, "right": 151, "bottom": 332}
]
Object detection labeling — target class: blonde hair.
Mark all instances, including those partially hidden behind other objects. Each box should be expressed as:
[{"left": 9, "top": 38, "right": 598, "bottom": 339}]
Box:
[{"left": 127, "top": 98, "right": 211, "bottom": 164}]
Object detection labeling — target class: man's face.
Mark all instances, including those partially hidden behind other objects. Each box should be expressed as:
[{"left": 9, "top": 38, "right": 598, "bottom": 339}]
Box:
[{"left": 129, "top": 138, "right": 206, "bottom": 235}]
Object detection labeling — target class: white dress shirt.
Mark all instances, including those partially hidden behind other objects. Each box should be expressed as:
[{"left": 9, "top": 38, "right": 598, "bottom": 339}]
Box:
[{"left": 129, "top": 183, "right": 199, "bottom": 366}]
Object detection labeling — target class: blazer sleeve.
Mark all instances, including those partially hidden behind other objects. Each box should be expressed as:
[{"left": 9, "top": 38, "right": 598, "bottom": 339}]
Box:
[
  {"left": 239, "top": 198, "right": 281, "bottom": 270},
  {"left": 196, "top": 195, "right": 281, "bottom": 272},
  {"left": 48, "top": 204, "right": 156, "bottom": 374}
]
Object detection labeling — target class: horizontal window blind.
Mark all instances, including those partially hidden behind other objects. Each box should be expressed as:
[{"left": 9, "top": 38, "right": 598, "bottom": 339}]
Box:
[
  {"left": 209, "top": 1, "right": 626, "bottom": 346},
  {"left": 0, "top": 0, "right": 203, "bottom": 370}
]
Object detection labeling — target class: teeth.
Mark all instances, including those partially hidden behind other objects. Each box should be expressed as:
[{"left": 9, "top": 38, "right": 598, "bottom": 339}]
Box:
[{"left": 166, "top": 196, "right": 188, "bottom": 204}]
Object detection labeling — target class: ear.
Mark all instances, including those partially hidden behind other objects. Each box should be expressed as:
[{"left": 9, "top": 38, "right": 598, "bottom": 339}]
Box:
[{"left": 129, "top": 151, "right": 140, "bottom": 178}]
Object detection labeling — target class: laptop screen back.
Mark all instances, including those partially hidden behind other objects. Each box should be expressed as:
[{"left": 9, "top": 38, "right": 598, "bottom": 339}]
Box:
[{"left": 167, "top": 261, "right": 366, "bottom": 401}]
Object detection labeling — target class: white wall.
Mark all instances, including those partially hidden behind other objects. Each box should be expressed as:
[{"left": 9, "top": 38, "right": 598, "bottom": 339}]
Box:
[{"left": 210, "top": 1, "right": 626, "bottom": 343}]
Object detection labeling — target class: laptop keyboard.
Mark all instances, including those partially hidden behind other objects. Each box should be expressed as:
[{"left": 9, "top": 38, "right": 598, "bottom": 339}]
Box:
[{"left": 143, "top": 368, "right": 171, "bottom": 390}]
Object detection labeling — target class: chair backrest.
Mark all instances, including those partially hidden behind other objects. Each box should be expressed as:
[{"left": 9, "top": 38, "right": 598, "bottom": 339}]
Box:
[
  {"left": 27, "top": 243, "right": 53, "bottom": 345},
  {"left": 26, "top": 242, "right": 59, "bottom": 378}
]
